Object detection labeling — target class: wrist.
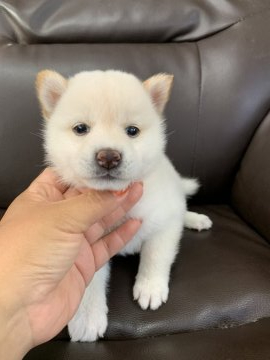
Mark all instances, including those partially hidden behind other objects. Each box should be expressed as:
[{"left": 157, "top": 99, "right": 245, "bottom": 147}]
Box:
[
  {"left": 0, "top": 227, "right": 33, "bottom": 358},
  {"left": 0, "top": 290, "right": 33, "bottom": 360}
]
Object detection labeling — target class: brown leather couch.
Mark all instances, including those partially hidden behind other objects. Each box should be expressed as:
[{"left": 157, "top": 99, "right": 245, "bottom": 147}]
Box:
[{"left": 1, "top": 1, "right": 270, "bottom": 359}]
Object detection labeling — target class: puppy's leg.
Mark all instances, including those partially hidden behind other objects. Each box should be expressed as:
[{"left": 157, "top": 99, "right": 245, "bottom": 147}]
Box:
[
  {"left": 184, "top": 211, "right": 212, "bottom": 231},
  {"left": 133, "top": 222, "right": 182, "bottom": 310},
  {"left": 68, "top": 262, "right": 110, "bottom": 342}
]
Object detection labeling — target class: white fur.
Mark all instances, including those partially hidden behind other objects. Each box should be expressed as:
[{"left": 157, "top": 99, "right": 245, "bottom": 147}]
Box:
[
  {"left": 184, "top": 211, "right": 213, "bottom": 231},
  {"left": 38, "top": 70, "right": 212, "bottom": 342},
  {"left": 68, "top": 263, "right": 109, "bottom": 342}
]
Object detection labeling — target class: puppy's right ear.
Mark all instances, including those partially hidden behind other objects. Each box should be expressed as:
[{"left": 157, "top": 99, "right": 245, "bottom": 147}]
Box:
[
  {"left": 143, "top": 73, "right": 174, "bottom": 114},
  {"left": 36, "top": 70, "right": 67, "bottom": 120}
]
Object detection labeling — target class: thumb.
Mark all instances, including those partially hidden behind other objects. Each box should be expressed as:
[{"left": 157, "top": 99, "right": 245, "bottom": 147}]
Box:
[{"left": 48, "top": 183, "right": 142, "bottom": 233}]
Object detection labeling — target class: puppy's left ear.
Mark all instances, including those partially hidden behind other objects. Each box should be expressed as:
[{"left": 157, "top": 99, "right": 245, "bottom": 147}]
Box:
[
  {"left": 36, "top": 70, "right": 67, "bottom": 120},
  {"left": 143, "top": 73, "right": 174, "bottom": 114}
]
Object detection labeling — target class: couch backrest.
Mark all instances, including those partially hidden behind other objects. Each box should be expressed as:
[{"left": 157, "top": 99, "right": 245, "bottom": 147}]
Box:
[
  {"left": 232, "top": 111, "right": 270, "bottom": 241},
  {"left": 1, "top": 0, "right": 270, "bottom": 208}
]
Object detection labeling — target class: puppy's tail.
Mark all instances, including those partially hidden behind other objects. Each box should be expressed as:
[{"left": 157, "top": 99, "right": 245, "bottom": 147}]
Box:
[{"left": 181, "top": 178, "right": 200, "bottom": 197}]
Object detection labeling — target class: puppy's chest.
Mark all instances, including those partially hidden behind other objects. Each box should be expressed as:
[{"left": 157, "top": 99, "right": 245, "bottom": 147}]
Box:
[
  {"left": 118, "top": 190, "right": 178, "bottom": 255},
  {"left": 112, "top": 198, "right": 155, "bottom": 255}
]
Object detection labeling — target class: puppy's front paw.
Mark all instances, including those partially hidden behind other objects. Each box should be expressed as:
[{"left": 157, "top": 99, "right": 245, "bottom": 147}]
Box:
[
  {"left": 68, "top": 305, "right": 108, "bottom": 342},
  {"left": 192, "top": 214, "right": 212, "bottom": 231},
  {"left": 133, "top": 278, "right": 169, "bottom": 310},
  {"left": 184, "top": 212, "right": 212, "bottom": 232}
]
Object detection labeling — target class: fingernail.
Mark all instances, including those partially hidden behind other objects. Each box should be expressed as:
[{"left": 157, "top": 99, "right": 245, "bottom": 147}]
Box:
[
  {"left": 112, "top": 187, "right": 130, "bottom": 197},
  {"left": 112, "top": 182, "right": 143, "bottom": 198}
]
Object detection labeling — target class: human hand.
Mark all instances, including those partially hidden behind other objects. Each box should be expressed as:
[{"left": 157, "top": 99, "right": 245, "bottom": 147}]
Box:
[{"left": 0, "top": 168, "right": 143, "bottom": 359}]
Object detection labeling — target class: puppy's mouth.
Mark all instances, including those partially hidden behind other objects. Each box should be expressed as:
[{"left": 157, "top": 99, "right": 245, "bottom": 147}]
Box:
[
  {"left": 95, "top": 174, "right": 118, "bottom": 181},
  {"left": 92, "top": 169, "right": 126, "bottom": 183},
  {"left": 87, "top": 170, "right": 131, "bottom": 191}
]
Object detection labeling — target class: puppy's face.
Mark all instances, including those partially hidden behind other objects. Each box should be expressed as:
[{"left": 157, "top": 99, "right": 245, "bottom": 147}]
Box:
[{"left": 36, "top": 70, "right": 173, "bottom": 190}]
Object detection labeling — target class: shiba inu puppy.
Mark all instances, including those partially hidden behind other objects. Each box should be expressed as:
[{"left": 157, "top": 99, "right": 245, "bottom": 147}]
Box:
[{"left": 36, "top": 69, "right": 212, "bottom": 342}]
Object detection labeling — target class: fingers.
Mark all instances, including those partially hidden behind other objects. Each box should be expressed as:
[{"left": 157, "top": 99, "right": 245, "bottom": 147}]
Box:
[
  {"left": 74, "top": 237, "right": 96, "bottom": 285},
  {"left": 28, "top": 168, "right": 68, "bottom": 194},
  {"left": 28, "top": 168, "right": 143, "bottom": 245},
  {"left": 50, "top": 182, "right": 143, "bottom": 233},
  {"left": 63, "top": 187, "right": 85, "bottom": 199},
  {"left": 84, "top": 186, "right": 143, "bottom": 244},
  {"left": 91, "top": 219, "right": 142, "bottom": 272}
]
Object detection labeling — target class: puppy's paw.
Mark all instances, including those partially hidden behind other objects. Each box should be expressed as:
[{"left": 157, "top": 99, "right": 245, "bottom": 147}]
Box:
[
  {"left": 68, "top": 305, "right": 108, "bottom": 342},
  {"left": 184, "top": 212, "right": 212, "bottom": 232},
  {"left": 191, "top": 214, "right": 212, "bottom": 232},
  {"left": 133, "top": 277, "right": 169, "bottom": 310}
]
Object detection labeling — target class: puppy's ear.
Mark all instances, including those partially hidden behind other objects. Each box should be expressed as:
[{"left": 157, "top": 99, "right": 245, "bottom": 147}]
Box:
[
  {"left": 36, "top": 70, "right": 67, "bottom": 120},
  {"left": 143, "top": 73, "right": 174, "bottom": 114}
]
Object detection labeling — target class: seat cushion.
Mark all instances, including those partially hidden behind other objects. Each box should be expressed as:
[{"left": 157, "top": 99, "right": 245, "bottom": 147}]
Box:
[
  {"left": 54, "top": 204, "right": 270, "bottom": 341},
  {"left": 24, "top": 318, "right": 270, "bottom": 360}
]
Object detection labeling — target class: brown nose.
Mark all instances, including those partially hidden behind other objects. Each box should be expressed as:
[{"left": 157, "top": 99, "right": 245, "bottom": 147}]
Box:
[{"left": 96, "top": 149, "right": 122, "bottom": 170}]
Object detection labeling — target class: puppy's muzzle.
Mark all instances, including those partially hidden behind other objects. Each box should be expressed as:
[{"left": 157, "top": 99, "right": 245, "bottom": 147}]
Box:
[{"left": 96, "top": 149, "right": 122, "bottom": 170}]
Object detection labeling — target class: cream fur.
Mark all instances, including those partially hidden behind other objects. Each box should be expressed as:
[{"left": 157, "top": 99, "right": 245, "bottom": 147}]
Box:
[{"left": 36, "top": 69, "right": 212, "bottom": 342}]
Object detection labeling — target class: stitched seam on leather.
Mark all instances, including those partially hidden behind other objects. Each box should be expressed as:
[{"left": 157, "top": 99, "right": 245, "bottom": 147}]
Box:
[
  {"left": 232, "top": 106, "right": 270, "bottom": 190},
  {"left": 229, "top": 6, "right": 270, "bottom": 28},
  {"left": 178, "top": 6, "right": 270, "bottom": 44},
  {"left": 2, "top": 5, "right": 270, "bottom": 45},
  {"left": 191, "top": 42, "right": 202, "bottom": 178}
]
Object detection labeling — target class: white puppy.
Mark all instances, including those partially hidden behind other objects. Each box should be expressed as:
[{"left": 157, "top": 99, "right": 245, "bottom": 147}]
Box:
[{"left": 36, "top": 70, "right": 212, "bottom": 342}]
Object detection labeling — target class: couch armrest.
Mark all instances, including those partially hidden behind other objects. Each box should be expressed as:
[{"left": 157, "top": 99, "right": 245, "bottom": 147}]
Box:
[{"left": 232, "top": 112, "right": 270, "bottom": 241}]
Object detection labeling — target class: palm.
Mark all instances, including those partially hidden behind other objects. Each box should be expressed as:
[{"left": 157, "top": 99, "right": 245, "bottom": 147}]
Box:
[
  {"left": 20, "top": 181, "right": 97, "bottom": 345},
  {"left": 28, "top": 259, "right": 91, "bottom": 345},
  {"left": 21, "top": 170, "right": 141, "bottom": 346}
]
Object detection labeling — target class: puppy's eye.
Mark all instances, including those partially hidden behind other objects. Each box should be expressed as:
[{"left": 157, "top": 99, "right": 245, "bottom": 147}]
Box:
[
  {"left": 125, "top": 126, "right": 140, "bottom": 138},
  {"left": 72, "top": 123, "right": 90, "bottom": 136}
]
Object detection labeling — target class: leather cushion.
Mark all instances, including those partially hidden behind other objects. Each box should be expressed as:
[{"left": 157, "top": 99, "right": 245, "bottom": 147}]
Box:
[
  {"left": 0, "top": 0, "right": 268, "bottom": 44},
  {"left": 0, "top": 0, "right": 270, "bottom": 208},
  {"left": 54, "top": 205, "right": 270, "bottom": 340},
  {"left": 1, "top": 2, "right": 270, "bottom": 206},
  {"left": 24, "top": 318, "right": 270, "bottom": 360},
  {"left": 1, "top": 10, "right": 270, "bottom": 206},
  {"left": 232, "top": 112, "right": 270, "bottom": 242}
]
